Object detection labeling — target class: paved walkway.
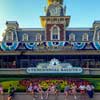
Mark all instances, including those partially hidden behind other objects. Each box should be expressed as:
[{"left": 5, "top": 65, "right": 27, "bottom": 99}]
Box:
[{"left": 0, "top": 93, "right": 97, "bottom": 100}]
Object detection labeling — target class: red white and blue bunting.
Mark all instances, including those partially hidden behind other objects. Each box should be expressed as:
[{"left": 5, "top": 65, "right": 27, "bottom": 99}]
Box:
[
  {"left": 1, "top": 42, "right": 19, "bottom": 51},
  {"left": 1, "top": 41, "right": 100, "bottom": 50},
  {"left": 92, "top": 41, "right": 100, "bottom": 50},
  {"left": 44, "top": 41, "right": 68, "bottom": 47},
  {"left": 24, "top": 42, "right": 37, "bottom": 50},
  {"left": 72, "top": 42, "right": 87, "bottom": 50}
]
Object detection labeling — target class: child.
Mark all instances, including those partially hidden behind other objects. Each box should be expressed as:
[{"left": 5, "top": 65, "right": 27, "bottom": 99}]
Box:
[{"left": 27, "top": 82, "right": 34, "bottom": 94}]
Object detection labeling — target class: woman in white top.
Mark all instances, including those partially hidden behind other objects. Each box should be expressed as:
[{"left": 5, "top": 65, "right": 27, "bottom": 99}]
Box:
[
  {"left": 79, "top": 82, "right": 86, "bottom": 100},
  {"left": 79, "top": 83, "right": 86, "bottom": 94}
]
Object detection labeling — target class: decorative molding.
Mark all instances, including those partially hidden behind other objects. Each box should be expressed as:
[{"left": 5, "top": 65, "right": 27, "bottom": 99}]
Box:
[
  {"left": 82, "top": 33, "right": 89, "bottom": 41},
  {"left": 50, "top": 25, "right": 60, "bottom": 40},
  {"left": 22, "top": 34, "right": 28, "bottom": 41}
]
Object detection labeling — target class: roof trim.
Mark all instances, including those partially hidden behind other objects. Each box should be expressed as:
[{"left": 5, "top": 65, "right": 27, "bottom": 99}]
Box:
[
  {"left": 18, "top": 28, "right": 94, "bottom": 32},
  {"left": 66, "top": 28, "right": 93, "bottom": 31},
  {"left": 19, "top": 28, "right": 45, "bottom": 31}
]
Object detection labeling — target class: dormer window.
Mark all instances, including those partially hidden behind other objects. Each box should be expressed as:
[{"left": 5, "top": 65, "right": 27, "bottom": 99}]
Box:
[
  {"left": 6, "top": 31, "right": 13, "bottom": 41},
  {"left": 36, "top": 33, "right": 42, "bottom": 41},
  {"left": 23, "top": 34, "right": 28, "bottom": 41},
  {"left": 51, "top": 25, "right": 60, "bottom": 40},
  {"left": 82, "top": 33, "right": 88, "bottom": 41},
  {"left": 69, "top": 33, "right": 75, "bottom": 41}
]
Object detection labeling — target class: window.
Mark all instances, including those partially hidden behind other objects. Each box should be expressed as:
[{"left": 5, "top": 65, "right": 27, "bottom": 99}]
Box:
[
  {"left": 52, "top": 34, "right": 58, "bottom": 40},
  {"left": 97, "top": 31, "right": 100, "bottom": 40},
  {"left": 6, "top": 31, "right": 13, "bottom": 41},
  {"left": 82, "top": 33, "right": 88, "bottom": 41},
  {"left": 23, "top": 34, "right": 28, "bottom": 41},
  {"left": 51, "top": 25, "right": 60, "bottom": 40},
  {"left": 36, "top": 33, "right": 42, "bottom": 41},
  {"left": 69, "top": 33, "right": 75, "bottom": 41}
]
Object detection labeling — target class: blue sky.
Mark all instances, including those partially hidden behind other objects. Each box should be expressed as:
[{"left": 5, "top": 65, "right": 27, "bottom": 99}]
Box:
[{"left": 0, "top": 0, "right": 100, "bottom": 40}]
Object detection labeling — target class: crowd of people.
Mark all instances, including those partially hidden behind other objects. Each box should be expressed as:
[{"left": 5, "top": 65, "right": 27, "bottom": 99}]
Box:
[
  {"left": 0, "top": 81, "right": 95, "bottom": 100},
  {"left": 27, "top": 82, "right": 95, "bottom": 100}
]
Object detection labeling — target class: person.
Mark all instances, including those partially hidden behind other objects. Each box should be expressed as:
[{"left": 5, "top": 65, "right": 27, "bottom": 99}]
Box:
[
  {"left": 27, "top": 82, "right": 36, "bottom": 100},
  {"left": 86, "top": 83, "right": 95, "bottom": 99},
  {"left": 8, "top": 84, "right": 16, "bottom": 100},
  {"left": 37, "top": 84, "right": 44, "bottom": 100},
  {"left": 0, "top": 84, "right": 3, "bottom": 94},
  {"left": 79, "top": 82, "right": 86, "bottom": 100},
  {"left": 55, "top": 82, "right": 61, "bottom": 95},
  {"left": 64, "top": 83, "right": 70, "bottom": 100},
  {"left": 45, "top": 83, "right": 56, "bottom": 99},
  {"left": 33, "top": 83, "right": 44, "bottom": 99},
  {"left": 27, "top": 82, "right": 33, "bottom": 94},
  {"left": 55, "top": 82, "right": 61, "bottom": 100},
  {"left": 71, "top": 83, "right": 77, "bottom": 100},
  {"left": 0, "top": 84, "right": 4, "bottom": 100},
  {"left": 27, "top": 82, "right": 43, "bottom": 100}
]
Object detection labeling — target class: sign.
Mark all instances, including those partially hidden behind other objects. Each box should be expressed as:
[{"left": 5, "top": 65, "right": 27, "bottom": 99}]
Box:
[{"left": 27, "top": 58, "right": 83, "bottom": 74}]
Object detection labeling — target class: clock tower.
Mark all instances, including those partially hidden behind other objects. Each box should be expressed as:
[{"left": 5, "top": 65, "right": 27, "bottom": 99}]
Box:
[{"left": 40, "top": 0, "right": 70, "bottom": 41}]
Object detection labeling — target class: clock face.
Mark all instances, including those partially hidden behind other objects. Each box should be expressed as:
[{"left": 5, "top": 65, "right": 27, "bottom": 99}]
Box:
[{"left": 49, "top": 5, "right": 61, "bottom": 16}]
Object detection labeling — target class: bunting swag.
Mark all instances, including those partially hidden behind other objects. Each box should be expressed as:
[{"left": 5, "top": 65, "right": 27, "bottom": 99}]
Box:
[
  {"left": 72, "top": 42, "right": 87, "bottom": 50},
  {"left": 1, "top": 42, "right": 19, "bottom": 51},
  {"left": 92, "top": 42, "right": 100, "bottom": 50},
  {"left": 25, "top": 42, "right": 36, "bottom": 50},
  {"left": 46, "top": 41, "right": 68, "bottom": 47}
]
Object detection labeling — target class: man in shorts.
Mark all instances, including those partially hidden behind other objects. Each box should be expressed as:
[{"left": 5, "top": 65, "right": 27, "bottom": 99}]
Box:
[{"left": 8, "top": 85, "right": 16, "bottom": 100}]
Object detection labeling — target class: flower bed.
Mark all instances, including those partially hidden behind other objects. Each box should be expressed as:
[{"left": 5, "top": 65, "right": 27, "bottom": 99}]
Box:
[
  {"left": 19, "top": 78, "right": 90, "bottom": 91},
  {"left": 0, "top": 77, "right": 100, "bottom": 92}
]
